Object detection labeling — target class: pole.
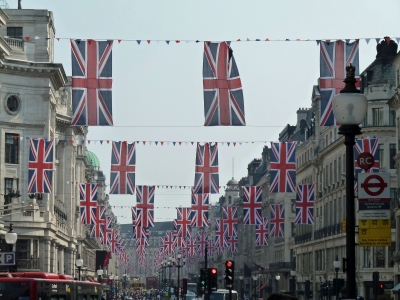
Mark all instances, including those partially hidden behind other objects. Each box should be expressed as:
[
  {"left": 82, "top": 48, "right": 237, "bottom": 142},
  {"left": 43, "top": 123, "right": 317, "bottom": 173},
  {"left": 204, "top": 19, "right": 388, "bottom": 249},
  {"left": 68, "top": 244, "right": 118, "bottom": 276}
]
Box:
[
  {"left": 169, "top": 265, "right": 171, "bottom": 298},
  {"left": 341, "top": 125, "right": 359, "bottom": 299},
  {"left": 205, "top": 244, "right": 209, "bottom": 300},
  {"left": 178, "top": 265, "right": 180, "bottom": 300},
  {"left": 335, "top": 269, "right": 338, "bottom": 300}
]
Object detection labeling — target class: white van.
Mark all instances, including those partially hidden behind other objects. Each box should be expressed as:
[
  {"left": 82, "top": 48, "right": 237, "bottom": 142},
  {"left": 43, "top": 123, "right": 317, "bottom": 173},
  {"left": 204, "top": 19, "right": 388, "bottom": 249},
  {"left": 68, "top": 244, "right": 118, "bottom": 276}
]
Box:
[{"left": 209, "top": 289, "right": 238, "bottom": 300}]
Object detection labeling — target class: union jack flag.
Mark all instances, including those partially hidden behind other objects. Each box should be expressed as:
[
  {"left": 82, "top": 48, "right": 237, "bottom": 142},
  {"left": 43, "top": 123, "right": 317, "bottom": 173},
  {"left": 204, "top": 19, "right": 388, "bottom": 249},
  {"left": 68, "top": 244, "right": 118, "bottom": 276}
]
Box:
[
  {"left": 226, "top": 235, "right": 238, "bottom": 253},
  {"left": 197, "top": 231, "right": 208, "bottom": 258},
  {"left": 319, "top": 40, "right": 360, "bottom": 126},
  {"left": 131, "top": 207, "right": 138, "bottom": 231},
  {"left": 136, "top": 186, "right": 155, "bottom": 228},
  {"left": 295, "top": 184, "right": 315, "bottom": 225},
  {"left": 71, "top": 39, "right": 114, "bottom": 126},
  {"left": 110, "top": 141, "right": 136, "bottom": 194},
  {"left": 354, "top": 138, "right": 380, "bottom": 173},
  {"left": 107, "top": 229, "right": 119, "bottom": 253},
  {"left": 79, "top": 183, "right": 98, "bottom": 225},
  {"left": 255, "top": 217, "right": 269, "bottom": 246},
  {"left": 175, "top": 207, "right": 192, "bottom": 238},
  {"left": 193, "top": 143, "right": 219, "bottom": 194},
  {"left": 28, "top": 138, "right": 54, "bottom": 194},
  {"left": 102, "top": 216, "right": 113, "bottom": 245},
  {"left": 222, "top": 206, "right": 238, "bottom": 237},
  {"left": 90, "top": 205, "right": 106, "bottom": 239},
  {"left": 243, "top": 186, "right": 263, "bottom": 225},
  {"left": 163, "top": 231, "right": 175, "bottom": 255},
  {"left": 190, "top": 192, "right": 210, "bottom": 227},
  {"left": 269, "top": 142, "right": 297, "bottom": 193},
  {"left": 214, "top": 218, "right": 226, "bottom": 248},
  {"left": 207, "top": 239, "right": 215, "bottom": 257},
  {"left": 203, "top": 42, "right": 245, "bottom": 126},
  {"left": 270, "top": 204, "right": 285, "bottom": 237},
  {"left": 136, "top": 245, "right": 147, "bottom": 258},
  {"left": 186, "top": 237, "right": 197, "bottom": 257},
  {"left": 136, "top": 236, "right": 149, "bottom": 247}
]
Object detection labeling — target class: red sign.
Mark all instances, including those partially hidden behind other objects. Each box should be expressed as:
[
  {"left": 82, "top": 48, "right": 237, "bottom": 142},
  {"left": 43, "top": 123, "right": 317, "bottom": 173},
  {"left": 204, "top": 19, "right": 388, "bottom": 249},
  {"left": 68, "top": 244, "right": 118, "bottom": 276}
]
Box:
[
  {"left": 357, "top": 152, "right": 375, "bottom": 171},
  {"left": 360, "top": 174, "right": 388, "bottom": 197}
]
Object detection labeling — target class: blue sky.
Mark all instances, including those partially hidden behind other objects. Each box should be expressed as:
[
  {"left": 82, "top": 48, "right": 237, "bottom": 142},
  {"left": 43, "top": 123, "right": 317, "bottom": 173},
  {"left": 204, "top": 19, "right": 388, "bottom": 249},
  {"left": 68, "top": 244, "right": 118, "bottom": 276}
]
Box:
[{"left": 20, "top": 0, "right": 400, "bottom": 223}]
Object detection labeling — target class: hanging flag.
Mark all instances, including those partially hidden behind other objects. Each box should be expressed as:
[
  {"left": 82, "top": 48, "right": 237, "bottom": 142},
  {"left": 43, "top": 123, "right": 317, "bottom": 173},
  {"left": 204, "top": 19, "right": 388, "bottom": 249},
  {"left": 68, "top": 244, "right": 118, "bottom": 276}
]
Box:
[
  {"left": 163, "top": 231, "right": 175, "bottom": 255},
  {"left": 71, "top": 39, "right": 114, "bottom": 126},
  {"left": 190, "top": 191, "right": 210, "bottom": 227},
  {"left": 225, "top": 235, "right": 238, "bottom": 252},
  {"left": 222, "top": 206, "right": 238, "bottom": 237},
  {"left": 103, "top": 216, "right": 113, "bottom": 245},
  {"left": 295, "top": 185, "right": 315, "bottom": 225},
  {"left": 270, "top": 204, "right": 285, "bottom": 237},
  {"left": 186, "top": 237, "right": 197, "bottom": 257},
  {"left": 354, "top": 138, "right": 380, "bottom": 191},
  {"left": 269, "top": 142, "right": 297, "bottom": 193},
  {"left": 110, "top": 141, "right": 136, "bottom": 194},
  {"left": 18, "top": 0, "right": 22, "bottom": 9},
  {"left": 136, "top": 186, "right": 155, "bottom": 228},
  {"left": 79, "top": 183, "right": 98, "bottom": 225},
  {"left": 196, "top": 231, "right": 208, "bottom": 258},
  {"left": 214, "top": 218, "right": 226, "bottom": 248},
  {"left": 175, "top": 207, "right": 192, "bottom": 239},
  {"left": 203, "top": 42, "right": 246, "bottom": 126},
  {"left": 107, "top": 229, "right": 119, "bottom": 253},
  {"left": 319, "top": 40, "right": 360, "bottom": 126},
  {"left": 90, "top": 205, "right": 106, "bottom": 241},
  {"left": 193, "top": 142, "right": 219, "bottom": 194},
  {"left": 255, "top": 217, "right": 269, "bottom": 246},
  {"left": 242, "top": 186, "right": 263, "bottom": 225},
  {"left": 28, "top": 138, "right": 54, "bottom": 194}
]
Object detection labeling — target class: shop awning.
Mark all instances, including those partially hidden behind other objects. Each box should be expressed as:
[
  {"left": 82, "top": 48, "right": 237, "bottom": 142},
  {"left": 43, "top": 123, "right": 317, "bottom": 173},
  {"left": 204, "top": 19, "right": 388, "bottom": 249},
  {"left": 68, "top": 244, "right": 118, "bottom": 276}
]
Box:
[{"left": 392, "top": 283, "right": 400, "bottom": 294}]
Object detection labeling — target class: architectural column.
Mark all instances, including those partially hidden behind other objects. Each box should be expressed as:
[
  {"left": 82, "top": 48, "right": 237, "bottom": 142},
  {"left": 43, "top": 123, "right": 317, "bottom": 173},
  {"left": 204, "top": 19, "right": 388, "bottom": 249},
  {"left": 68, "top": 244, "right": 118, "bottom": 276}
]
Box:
[
  {"left": 50, "top": 241, "right": 56, "bottom": 273},
  {"left": 41, "top": 237, "right": 52, "bottom": 272},
  {"left": 58, "top": 245, "right": 65, "bottom": 274},
  {"left": 65, "top": 245, "right": 76, "bottom": 276}
]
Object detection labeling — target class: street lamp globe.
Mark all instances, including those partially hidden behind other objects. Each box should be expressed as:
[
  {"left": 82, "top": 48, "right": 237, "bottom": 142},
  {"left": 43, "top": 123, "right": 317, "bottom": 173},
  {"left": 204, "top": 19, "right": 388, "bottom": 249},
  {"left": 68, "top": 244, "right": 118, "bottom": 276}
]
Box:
[
  {"left": 5, "top": 223, "right": 17, "bottom": 244},
  {"left": 109, "top": 274, "right": 114, "bottom": 280},
  {"left": 97, "top": 268, "right": 104, "bottom": 276},
  {"left": 252, "top": 275, "right": 258, "bottom": 281},
  {"left": 290, "top": 270, "right": 296, "bottom": 277},
  {"left": 333, "top": 259, "right": 341, "bottom": 271},
  {"left": 275, "top": 275, "right": 280, "bottom": 281},
  {"left": 332, "top": 65, "right": 367, "bottom": 125},
  {"left": 239, "top": 276, "right": 244, "bottom": 280},
  {"left": 75, "top": 256, "right": 84, "bottom": 267},
  {"left": 115, "top": 275, "right": 119, "bottom": 280}
]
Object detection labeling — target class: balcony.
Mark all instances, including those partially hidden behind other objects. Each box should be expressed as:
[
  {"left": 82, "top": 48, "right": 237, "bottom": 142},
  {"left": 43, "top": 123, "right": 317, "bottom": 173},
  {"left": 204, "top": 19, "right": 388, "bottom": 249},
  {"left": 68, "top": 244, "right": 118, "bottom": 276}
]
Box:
[
  {"left": 17, "top": 258, "right": 40, "bottom": 270},
  {"left": 269, "top": 262, "right": 296, "bottom": 271}
]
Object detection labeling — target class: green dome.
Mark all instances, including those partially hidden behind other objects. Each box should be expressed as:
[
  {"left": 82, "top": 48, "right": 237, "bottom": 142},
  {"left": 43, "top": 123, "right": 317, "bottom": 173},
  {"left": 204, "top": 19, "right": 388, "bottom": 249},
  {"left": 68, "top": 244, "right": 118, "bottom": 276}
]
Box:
[{"left": 86, "top": 149, "right": 100, "bottom": 170}]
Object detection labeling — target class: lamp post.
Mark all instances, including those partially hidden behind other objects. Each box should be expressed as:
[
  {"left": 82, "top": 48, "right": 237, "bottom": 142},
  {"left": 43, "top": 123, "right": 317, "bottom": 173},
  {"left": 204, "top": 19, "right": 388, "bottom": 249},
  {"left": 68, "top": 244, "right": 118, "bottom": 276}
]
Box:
[
  {"left": 333, "top": 257, "right": 341, "bottom": 300},
  {"left": 97, "top": 266, "right": 104, "bottom": 283},
  {"left": 253, "top": 275, "right": 259, "bottom": 300},
  {"left": 332, "top": 64, "right": 368, "bottom": 299},
  {"left": 5, "top": 223, "right": 18, "bottom": 272},
  {"left": 115, "top": 275, "right": 119, "bottom": 298},
  {"left": 176, "top": 254, "right": 186, "bottom": 300},
  {"left": 275, "top": 274, "right": 280, "bottom": 293},
  {"left": 239, "top": 276, "right": 244, "bottom": 300},
  {"left": 168, "top": 257, "right": 174, "bottom": 298},
  {"left": 110, "top": 274, "right": 114, "bottom": 299},
  {"left": 75, "top": 254, "right": 83, "bottom": 281},
  {"left": 290, "top": 270, "right": 296, "bottom": 296},
  {"left": 123, "top": 273, "right": 127, "bottom": 290}
]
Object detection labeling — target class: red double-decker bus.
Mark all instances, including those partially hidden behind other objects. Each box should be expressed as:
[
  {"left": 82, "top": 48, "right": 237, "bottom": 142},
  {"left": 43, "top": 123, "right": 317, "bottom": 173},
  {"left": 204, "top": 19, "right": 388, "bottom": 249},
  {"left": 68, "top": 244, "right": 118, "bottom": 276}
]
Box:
[
  {"left": 0, "top": 271, "right": 101, "bottom": 300},
  {"left": 146, "top": 276, "right": 158, "bottom": 289}
]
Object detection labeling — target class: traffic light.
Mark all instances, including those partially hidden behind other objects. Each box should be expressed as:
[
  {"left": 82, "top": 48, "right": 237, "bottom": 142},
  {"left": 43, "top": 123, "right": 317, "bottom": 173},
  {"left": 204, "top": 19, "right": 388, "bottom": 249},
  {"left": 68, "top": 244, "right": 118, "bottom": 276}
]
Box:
[
  {"left": 320, "top": 283, "right": 327, "bottom": 296},
  {"left": 174, "top": 286, "right": 179, "bottom": 298},
  {"left": 208, "top": 268, "right": 218, "bottom": 293},
  {"left": 199, "top": 268, "right": 207, "bottom": 296},
  {"left": 378, "top": 283, "right": 385, "bottom": 295},
  {"left": 225, "top": 260, "right": 234, "bottom": 289},
  {"left": 373, "top": 271, "right": 379, "bottom": 296},
  {"left": 182, "top": 278, "right": 188, "bottom": 295}
]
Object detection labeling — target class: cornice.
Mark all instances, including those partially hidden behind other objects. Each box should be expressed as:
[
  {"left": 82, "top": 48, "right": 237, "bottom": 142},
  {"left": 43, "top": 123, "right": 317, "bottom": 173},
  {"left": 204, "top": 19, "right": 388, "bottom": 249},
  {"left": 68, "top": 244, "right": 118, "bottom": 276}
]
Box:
[
  {"left": 0, "top": 58, "right": 67, "bottom": 90},
  {"left": 388, "top": 87, "right": 400, "bottom": 110},
  {"left": 0, "top": 9, "right": 9, "bottom": 26},
  {"left": 0, "top": 118, "right": 45, "bottom": 127}
]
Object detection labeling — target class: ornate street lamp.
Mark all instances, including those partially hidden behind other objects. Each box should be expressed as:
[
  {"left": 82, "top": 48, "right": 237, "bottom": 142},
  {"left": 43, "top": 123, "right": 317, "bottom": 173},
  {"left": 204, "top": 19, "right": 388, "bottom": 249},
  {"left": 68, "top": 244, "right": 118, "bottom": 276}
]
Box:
[
  {"left": 332, "top": 64, "right": 368, "bottom": 299},
  {"left": 333, "top": 257, "right": 341, "bottom": 300},
  {"left": 275, "top": 274, "right": 280, "bottom": 293},
  {"left": 5, "top": 223, "right": 18, "bottom": 272},
  {"left": 75, "top": 254, "right": 83, "bottom": 281},
  {"left": 239, "top": 276, "right": 244, "bottom": 300},
  {"left": 176, "top": 254, "right": 186, "bottom": 300},
  {"left": 290, "top": 270, "right": 296, "bottom": 296}
]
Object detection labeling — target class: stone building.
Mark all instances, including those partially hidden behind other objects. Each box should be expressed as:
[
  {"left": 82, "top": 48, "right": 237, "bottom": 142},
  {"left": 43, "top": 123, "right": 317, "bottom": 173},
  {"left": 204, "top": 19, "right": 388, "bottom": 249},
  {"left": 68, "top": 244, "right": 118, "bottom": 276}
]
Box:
[{"left": 0, "top": 8, "right": 118, "bottom": 280}]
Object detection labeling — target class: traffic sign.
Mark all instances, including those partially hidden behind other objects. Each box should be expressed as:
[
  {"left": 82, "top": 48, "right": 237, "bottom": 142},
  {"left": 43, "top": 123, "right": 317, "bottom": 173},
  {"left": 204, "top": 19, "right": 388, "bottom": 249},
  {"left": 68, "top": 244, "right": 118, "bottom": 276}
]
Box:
[
  {"left": 0, "top": 252, "right": 15, "bottom": 265},
  {"left": 358, "top": 219, "right": 391, "bottom": 246},
  {"left": 357, "top": 152, "right": 375, "bottom": 170},
  {"left": 358, "top": 173, "right": 390, "bottom": 202}
]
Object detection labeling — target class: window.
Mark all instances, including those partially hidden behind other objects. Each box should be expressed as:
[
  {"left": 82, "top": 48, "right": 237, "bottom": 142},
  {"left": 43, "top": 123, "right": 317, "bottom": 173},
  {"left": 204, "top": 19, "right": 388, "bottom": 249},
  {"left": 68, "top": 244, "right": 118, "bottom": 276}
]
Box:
[
  {"left": 5, "top": 133, "right": 19, "bottom": 164},
  {"left": 6, "top": 27, "right": 22, "bottom": 38},
  {"left": 379, "top": 144, "right": 384, "bottom": 169},
  {"left": 4, "top": 178, "right": 13, "bottom": 204},
  {"left": 372, "top": 108, "right": 384, "bottom": 126},
  {"left": 390, "top": 109, "right": 396, "bottom": 126},
  {"left": 16, "top": 239, "right": 30, "bottom": 260},
  {"left": 390, "top": 144, "right": 396, "bottom": 169}
]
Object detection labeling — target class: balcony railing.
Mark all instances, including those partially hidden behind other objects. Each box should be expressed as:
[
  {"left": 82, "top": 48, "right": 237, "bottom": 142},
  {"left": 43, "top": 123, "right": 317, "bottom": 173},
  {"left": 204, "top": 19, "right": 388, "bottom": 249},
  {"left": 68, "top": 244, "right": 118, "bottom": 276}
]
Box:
[
  {"left": 269, "top": 262, "right": 295, "bottom": 270},
  {"left": 16, "top": 258, "right": 40, "bottom": 270},
  {"left": 4, "top": 37, "right": 24, "bottom": 49}
]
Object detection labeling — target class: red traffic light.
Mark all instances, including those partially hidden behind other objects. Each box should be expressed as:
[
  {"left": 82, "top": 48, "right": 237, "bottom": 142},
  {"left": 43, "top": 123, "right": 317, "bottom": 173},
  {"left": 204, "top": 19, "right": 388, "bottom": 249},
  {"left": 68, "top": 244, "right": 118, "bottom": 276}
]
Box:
[
  {"left": 226, "top": 261, "right": 233, "bottom": 268},
  {"left": 211, "top": 268, "right": 217, "bottom": 274},
  {"left": 379, "top": 284, "right": 384, "bottom": 288}
]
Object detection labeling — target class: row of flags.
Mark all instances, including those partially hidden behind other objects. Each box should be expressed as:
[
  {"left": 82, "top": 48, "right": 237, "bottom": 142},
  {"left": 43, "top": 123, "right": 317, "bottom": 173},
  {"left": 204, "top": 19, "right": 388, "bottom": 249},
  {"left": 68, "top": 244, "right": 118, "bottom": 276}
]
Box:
[
  {"left": 7, "top": 36, "right": 400, "bottom": 45},
  {"left": 27, "top": 137, "right": 379, "bottom": 195},
  {"left": 69, "top": 38, "right": 390, "bottom": 127}
]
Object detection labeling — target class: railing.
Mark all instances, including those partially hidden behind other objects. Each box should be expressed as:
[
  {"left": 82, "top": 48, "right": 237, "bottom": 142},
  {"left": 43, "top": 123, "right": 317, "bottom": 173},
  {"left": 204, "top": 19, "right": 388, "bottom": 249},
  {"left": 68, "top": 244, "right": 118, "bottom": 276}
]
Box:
[
  {"left": 16, "top": 258, "right": 40, "bottom": 270},
  {"left": 4, "top": 37, "right": 24, "bottom": 49},
  {"left": 269, "top": 262, "right": 296, "bottom": 270}
]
